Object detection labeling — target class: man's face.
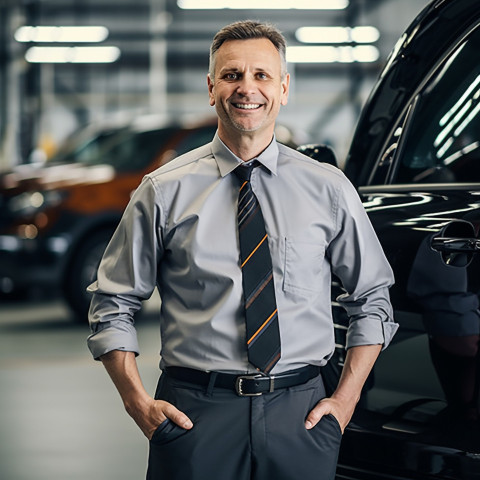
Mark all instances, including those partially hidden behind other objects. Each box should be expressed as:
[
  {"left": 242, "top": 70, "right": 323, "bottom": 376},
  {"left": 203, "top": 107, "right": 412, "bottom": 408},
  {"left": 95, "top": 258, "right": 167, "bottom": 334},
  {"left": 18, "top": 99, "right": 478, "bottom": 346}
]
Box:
[{"left": 208, "top": 38, "right": 290, "bottom": 140}]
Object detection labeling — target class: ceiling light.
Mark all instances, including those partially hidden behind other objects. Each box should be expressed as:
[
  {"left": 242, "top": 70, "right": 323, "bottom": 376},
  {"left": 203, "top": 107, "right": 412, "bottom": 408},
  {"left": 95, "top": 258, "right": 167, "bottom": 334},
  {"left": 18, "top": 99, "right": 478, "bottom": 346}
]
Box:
[
  {"left": 25, "top": 46, "right": 121, "bottom": 63},
  {"left": 177, "top": 0, "right": 348, "bottom": 9},
  {"left": 296, "top": 26, "right": 380, "bottom": 44},
  {"left": 351, "top": 26, "right": 380, "bottom": 43},
  {"left": 15, "top": 26, "right": 109, "bottom": 43},
  {"left": 286, "top": 45, "right": 379, "bottom": 63}
]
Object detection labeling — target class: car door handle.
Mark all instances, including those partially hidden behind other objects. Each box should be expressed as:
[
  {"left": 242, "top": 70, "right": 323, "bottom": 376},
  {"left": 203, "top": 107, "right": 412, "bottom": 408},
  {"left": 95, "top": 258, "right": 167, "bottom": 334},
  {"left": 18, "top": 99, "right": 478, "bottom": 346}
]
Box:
[{"left": 431, "top": 237, "right": 480, "bottom": 253}]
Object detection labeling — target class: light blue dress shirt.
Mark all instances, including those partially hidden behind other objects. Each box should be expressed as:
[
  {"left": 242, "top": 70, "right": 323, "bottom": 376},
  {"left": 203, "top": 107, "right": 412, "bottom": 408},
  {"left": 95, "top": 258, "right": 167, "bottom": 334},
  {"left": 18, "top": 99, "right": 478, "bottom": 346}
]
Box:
[{"left": 87, "top": 133, "right": 398, "bottom": 374}]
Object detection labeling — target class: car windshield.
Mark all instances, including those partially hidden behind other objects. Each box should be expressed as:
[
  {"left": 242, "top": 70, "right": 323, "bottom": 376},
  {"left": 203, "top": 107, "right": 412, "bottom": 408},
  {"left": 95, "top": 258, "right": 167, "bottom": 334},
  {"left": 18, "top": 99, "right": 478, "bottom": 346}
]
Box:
[
  {"left": 393, "top": 26, "right": 480, "bottom": 184},
  {"left": 49, "top": 126, "right": 179, "bottom": 172}
]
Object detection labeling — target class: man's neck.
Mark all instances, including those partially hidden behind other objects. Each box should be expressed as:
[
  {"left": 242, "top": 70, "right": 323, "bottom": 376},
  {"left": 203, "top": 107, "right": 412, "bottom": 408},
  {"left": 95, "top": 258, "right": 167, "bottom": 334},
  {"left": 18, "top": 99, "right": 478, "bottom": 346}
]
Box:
[{"left": 217, "top": 127, "right": 274, "bottom": 162}]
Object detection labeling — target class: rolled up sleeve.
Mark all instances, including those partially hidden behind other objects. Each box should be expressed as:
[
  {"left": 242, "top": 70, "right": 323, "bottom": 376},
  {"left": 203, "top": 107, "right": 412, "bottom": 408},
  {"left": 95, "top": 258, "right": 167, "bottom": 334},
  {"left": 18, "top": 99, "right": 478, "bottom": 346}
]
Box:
[
  {"left": 87, "top": 310, "right": 140, "bottom": 360},
  {"left": 87, "top": 176, "right": 163, "bottom": 359},
  {"left": 329, "top": 177, "right": 398, "bottom": 350}
]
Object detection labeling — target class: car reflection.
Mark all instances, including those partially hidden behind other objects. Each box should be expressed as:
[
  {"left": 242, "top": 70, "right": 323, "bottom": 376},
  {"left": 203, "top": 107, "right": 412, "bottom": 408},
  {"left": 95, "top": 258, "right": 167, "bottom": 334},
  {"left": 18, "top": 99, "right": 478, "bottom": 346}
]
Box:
[{"left": 407, "top": 222, "right": 480, "bottom": 425}]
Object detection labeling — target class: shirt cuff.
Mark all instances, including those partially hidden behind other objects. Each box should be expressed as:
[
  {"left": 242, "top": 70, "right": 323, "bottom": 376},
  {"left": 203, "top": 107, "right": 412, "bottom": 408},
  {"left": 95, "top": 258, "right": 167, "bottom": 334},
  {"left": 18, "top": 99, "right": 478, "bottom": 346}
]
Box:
[
  {"left": 346, "top": 317, "right": 399, "bottom": 351},
  {"left": 87, "top": 323, "right": 140, "bottom": 360}
]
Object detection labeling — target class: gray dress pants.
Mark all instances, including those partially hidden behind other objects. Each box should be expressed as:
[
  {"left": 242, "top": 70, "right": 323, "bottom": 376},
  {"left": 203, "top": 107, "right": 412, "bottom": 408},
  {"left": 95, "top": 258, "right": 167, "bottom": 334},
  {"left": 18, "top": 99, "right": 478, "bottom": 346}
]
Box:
[{"left": 146, "top": 371, "right": 342, "bottom": 480}]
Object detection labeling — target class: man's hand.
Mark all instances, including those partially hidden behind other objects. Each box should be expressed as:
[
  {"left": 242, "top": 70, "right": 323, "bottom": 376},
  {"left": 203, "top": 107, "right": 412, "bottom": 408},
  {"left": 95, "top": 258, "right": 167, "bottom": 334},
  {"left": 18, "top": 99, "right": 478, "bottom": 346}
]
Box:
[
  {"left": 127, "top": 397, "right": 193, "bottom": 440},
  {"left": 304, "top": 395, "right": 355, "bottom": 433},
  {"left": 99, "top": 350, "right": 193, "bottom": 440}
]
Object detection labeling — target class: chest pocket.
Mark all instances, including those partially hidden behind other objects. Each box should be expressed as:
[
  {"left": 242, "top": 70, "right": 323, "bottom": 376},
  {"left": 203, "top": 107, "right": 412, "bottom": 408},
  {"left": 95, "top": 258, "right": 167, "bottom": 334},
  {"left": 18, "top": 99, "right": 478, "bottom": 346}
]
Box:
[{"left": 283, "top": 237, "right": 325, "bottom": 296}]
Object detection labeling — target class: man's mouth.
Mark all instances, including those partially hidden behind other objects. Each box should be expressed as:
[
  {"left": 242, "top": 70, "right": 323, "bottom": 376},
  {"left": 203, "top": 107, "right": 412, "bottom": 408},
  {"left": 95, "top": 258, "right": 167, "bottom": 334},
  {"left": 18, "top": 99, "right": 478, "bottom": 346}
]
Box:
[{"left": 233, "top": 103, "right": 261, "bottom": 110}]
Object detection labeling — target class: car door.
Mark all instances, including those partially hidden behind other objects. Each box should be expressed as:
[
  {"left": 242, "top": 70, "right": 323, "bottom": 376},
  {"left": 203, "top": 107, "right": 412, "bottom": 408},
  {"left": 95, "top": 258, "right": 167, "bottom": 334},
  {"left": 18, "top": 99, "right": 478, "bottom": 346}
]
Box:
[{"left": 332, "top": 3, "right": 480, "bottom": 480}]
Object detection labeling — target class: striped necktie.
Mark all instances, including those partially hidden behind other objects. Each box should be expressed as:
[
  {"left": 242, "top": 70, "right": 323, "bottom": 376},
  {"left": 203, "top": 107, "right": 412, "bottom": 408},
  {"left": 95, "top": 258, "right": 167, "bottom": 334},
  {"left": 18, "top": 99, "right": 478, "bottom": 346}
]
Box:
[{"left": 234, "top": 162, "right": 281, "bottom": 374}]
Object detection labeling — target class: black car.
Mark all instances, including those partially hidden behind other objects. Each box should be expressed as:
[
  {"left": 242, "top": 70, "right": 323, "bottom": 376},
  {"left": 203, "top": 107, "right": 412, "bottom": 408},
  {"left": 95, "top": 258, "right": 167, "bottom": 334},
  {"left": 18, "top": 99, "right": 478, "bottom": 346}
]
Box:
[{"left": 315, "top": 0, "right": 480, "bottom": 478}]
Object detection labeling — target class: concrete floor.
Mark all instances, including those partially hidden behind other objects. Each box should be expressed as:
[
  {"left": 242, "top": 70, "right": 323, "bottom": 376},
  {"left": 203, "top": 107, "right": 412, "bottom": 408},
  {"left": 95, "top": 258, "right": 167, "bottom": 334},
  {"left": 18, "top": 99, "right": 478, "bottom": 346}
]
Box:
[{"left": 0, "top": 295, "right": 162, "bottom": 480}]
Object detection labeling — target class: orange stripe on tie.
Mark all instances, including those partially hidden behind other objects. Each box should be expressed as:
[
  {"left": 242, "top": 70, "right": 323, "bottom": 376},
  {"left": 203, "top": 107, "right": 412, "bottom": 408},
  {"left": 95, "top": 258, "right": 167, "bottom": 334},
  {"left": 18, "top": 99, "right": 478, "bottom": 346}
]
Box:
[
  {"left": 239, "top": 181, "right": 248, "bottom": 192},
  {"left": 241, "top": 234, "right": 268, "bottom": 268},
  {"left": 247, "top": 308, "right": 278, "bottom": 345}
]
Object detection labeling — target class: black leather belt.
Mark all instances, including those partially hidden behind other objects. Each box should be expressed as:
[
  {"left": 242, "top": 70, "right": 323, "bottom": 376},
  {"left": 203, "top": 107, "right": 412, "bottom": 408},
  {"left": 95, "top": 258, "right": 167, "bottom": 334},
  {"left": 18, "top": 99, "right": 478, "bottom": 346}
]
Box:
[{"left": 164, "top": 365, "right": 321, "bottom": 397}]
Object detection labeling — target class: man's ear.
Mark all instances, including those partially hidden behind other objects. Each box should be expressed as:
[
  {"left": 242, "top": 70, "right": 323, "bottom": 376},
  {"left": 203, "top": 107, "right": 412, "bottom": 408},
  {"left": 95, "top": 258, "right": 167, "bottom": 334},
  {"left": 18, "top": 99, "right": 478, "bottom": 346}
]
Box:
[
  {"left": 207, "top": 75, "right": 215, "bottom": 106},
  {"left": 280, "top": 73, "right": 290, "bottom": 106}
]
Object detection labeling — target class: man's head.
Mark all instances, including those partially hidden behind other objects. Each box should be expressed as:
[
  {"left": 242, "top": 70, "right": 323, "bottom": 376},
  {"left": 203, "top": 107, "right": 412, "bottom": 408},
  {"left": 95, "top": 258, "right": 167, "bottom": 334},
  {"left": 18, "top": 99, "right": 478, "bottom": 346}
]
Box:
[
  {"left": 207, "top": 21, "right": 290, "bottom": 151},
  {"left": 209, "top": 20, "right": 288, "bottom": 80}
]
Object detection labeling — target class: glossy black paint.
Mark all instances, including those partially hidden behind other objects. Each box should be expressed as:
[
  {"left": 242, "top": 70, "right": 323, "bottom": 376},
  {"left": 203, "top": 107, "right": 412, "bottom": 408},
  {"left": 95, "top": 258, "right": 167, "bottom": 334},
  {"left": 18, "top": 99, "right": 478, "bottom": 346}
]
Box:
[
  {"left": 321, "top": 1, "right": 480, "bottom": 479},
  {"left": 345, "top": 0, "right": 480, "bottom": 187}
]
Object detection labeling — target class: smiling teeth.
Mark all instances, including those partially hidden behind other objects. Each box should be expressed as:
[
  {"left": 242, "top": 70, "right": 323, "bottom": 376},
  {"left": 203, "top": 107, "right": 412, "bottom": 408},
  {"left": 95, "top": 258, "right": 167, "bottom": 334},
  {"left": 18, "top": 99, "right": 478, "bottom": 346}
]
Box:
[{"left": 235, "top": 103, "right": 260, "bottom": 109}]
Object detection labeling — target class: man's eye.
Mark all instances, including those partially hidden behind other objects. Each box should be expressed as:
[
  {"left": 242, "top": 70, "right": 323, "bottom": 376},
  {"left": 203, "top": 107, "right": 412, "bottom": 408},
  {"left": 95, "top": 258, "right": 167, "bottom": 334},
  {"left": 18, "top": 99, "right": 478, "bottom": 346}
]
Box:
[
  {"left": 257, "top": 73, "right": 268, "bottom": 80},
  {"left": 225, "top": 73, "right": 238, "bottom": 80}
]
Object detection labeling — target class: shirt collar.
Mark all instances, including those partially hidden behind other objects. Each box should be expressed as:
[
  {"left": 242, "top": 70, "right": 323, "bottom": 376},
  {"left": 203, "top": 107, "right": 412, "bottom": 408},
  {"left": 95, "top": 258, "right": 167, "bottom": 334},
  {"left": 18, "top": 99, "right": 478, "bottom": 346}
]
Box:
[{"left": 211, "top": 131, "right": 279, "bottom": 177}]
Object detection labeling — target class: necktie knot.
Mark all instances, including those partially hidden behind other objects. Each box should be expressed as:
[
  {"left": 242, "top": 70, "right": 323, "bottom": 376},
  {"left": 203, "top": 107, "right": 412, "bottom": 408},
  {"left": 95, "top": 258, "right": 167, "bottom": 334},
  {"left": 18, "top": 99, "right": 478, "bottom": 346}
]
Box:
[{"left": 233, "top": 161, "right": 258, "bottom": 183}]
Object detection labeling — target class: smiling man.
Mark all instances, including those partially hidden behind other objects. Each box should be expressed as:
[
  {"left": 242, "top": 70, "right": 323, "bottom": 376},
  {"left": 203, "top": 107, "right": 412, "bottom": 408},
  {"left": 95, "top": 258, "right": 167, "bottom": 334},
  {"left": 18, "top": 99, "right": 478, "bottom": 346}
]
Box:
[{"left": 87, "top": 20, "right": 397, "bottom": 480}]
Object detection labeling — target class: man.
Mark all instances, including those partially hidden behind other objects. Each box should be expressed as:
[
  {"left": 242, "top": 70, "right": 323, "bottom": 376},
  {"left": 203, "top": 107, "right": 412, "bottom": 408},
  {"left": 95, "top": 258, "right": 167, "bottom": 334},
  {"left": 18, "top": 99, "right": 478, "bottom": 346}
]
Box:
[{"left": 87, "top": 20, "right": 398, "bottom": 480}]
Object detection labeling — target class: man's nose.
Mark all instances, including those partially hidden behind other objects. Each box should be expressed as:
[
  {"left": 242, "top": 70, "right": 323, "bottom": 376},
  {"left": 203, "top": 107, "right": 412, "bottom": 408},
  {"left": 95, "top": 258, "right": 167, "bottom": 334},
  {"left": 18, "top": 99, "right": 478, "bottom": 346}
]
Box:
[{"left": 236, "top": 75, "right": 256, "bottom": 96}]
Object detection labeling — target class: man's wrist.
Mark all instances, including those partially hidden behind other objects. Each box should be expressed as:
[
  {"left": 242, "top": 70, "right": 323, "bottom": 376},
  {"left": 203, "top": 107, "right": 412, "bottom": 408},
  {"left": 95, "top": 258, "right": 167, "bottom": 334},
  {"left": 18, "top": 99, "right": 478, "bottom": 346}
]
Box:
[
  {"left": 123, "top": 391, "right": 153, "bottom": 416},
  {"left": 331, "top": 388, "right": 360, "bottom": 405}
]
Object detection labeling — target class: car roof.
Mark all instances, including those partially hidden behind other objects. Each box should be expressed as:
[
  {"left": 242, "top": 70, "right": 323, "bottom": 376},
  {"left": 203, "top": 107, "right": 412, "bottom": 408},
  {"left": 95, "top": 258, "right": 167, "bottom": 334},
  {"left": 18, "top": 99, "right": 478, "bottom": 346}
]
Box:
[{"left": 344, "top": 0, "right": 480, "bottom": 186}]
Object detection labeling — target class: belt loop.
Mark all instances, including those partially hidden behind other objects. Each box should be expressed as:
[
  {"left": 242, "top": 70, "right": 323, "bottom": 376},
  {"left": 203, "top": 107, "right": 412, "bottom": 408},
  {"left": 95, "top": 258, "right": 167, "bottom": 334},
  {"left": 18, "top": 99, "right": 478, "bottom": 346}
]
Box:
[{"left": 206, "top": 372, "right": 218, "bottom": 396}]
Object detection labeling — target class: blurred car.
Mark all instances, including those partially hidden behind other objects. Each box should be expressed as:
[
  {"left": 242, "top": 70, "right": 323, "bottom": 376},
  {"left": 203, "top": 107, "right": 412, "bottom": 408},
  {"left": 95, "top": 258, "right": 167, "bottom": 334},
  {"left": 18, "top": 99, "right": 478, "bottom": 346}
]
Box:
[
  {"left": 305, "top": 0, "right": 480, "bottom": 478},
  {"left": 0, "top": 116, "right": 300, "bottom": 319},
  {"left": 0, "top": 116, "right": 218, "bottom": 318}
]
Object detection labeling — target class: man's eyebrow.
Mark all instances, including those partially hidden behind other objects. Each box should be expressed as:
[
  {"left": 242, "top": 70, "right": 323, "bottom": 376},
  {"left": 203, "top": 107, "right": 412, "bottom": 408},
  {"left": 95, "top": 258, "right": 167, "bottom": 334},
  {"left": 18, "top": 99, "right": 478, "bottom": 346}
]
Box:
[
  {"left": 217, "top": 66, "right": 274, "bottom": 76},
  {"left": 253, "top": 65, "right": 274, "bottom": 72},
  {"left": 218, "top": 67, "right": 241, "bottom": 74}
]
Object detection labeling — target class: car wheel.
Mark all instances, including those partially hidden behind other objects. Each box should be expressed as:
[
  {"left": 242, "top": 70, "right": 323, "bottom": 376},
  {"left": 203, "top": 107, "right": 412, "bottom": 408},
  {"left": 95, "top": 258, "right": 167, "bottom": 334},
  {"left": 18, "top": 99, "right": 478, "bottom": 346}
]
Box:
[{"left": 63, "top": 230, "right": 112, "bottom": 322}]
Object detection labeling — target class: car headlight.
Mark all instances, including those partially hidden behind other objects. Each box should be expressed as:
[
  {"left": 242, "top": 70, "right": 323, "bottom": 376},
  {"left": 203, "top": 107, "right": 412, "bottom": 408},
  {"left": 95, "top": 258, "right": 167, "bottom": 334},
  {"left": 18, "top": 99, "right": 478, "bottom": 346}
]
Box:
[{"left": 8, "top": 190, "right": 66, "bottom": 217}]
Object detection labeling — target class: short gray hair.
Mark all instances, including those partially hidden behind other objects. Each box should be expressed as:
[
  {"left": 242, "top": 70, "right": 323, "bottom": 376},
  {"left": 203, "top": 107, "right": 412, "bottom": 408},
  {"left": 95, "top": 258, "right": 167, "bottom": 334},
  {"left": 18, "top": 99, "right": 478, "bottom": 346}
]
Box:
[{"left": 209, "top": 20, "right": 288, "bottom": 79}]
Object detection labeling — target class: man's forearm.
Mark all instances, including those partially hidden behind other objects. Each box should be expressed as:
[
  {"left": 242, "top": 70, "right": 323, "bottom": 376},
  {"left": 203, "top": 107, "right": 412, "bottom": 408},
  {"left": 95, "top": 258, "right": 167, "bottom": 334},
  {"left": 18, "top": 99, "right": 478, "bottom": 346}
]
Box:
[
  {"left": 305, "top": 344, "right": 382, "bottom": 431},
  {"left": 332, "top": 343, "right": 382, "bottom": 407},
  {"left": 100, "top": 350, "right": 151, "bottom": 415}
]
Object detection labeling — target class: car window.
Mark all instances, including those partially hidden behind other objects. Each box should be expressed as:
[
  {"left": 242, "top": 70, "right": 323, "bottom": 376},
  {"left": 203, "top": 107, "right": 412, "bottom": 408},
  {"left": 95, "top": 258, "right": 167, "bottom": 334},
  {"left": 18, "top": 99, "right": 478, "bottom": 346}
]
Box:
[
  {"left": 368, "top": 118, "right": 406, "bottom": 185},
  {"left": 171, "top": 126, "right": 217, "bottom": 157},
  {"left": 49, "top": 126, "right": 179, "bottom": 172},
  {"left": 99, "top": 127, "right": 180, "bottom": 172},
  {"left": 49, "top": 129, "right": 124, "bottom": 165},
  {"left": 391, "top": 26, "right": 480, "bottom": 184}
]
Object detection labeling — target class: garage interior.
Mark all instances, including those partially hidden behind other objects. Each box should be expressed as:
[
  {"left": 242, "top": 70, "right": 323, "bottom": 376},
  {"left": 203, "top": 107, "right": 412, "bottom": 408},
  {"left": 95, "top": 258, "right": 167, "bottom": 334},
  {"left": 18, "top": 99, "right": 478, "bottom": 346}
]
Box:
[{"left": 0, "top": 1, "right": 431, "bottom": 479}]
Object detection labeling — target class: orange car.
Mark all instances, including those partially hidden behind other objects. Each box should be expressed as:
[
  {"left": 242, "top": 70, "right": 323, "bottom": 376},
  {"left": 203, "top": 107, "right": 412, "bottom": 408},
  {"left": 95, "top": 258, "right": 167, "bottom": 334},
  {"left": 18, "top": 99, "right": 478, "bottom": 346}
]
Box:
[{"left": 0, "top": 117, "right": 218, "bottom": 319}]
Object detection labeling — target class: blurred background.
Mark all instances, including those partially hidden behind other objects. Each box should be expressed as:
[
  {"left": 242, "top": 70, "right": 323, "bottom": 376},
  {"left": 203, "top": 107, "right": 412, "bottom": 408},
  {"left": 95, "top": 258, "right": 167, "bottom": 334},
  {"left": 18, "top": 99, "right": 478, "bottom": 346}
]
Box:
[
  {"left": 0, "top": 1, "right": 430, "bottom": 479},
  {"left": 0, "top": 0, "right": 432, "bottom": 169}
]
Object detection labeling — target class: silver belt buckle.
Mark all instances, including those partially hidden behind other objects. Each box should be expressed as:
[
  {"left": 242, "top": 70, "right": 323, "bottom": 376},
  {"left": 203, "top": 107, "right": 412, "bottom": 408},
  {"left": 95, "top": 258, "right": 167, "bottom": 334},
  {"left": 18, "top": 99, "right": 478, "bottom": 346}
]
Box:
[{"left": 235, "top": 374, "right": 275, "bottom": 396}]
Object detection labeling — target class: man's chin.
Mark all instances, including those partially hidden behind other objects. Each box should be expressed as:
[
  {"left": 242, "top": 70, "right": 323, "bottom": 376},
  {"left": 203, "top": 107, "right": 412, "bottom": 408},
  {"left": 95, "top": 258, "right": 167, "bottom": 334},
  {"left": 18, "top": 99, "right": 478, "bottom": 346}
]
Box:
[{"left": 229, "top": 118, "right": 264, "bottom": 133}]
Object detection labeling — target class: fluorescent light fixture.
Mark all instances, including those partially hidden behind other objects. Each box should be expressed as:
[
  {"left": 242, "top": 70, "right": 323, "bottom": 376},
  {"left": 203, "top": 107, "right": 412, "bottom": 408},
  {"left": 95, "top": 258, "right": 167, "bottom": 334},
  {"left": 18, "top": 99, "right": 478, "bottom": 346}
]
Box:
[
  {"left": 286, "top": 45, "right": 379, "bottom": 63},
  {"left": 178, "top": 0, "right": 348, "bottom": 9},
  {"left": 25, "top": 46, "right": 121, "bottom": 63},
  {"left": 15, "top": 26, "right": 109, "bottom": 43},
  {"left": 296, "top": 26, "right": 380, "bottom": 44}
]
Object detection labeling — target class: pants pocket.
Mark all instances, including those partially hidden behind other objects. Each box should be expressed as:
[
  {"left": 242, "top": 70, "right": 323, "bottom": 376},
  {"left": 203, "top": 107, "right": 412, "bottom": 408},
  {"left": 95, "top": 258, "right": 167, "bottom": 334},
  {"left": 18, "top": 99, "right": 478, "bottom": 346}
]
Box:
[
  {"left": 150, "top": 419, "right": 189, "bottom": 446},
  {"left": 325, "top": 413, "right": 343, "bottom": 435},
  {"left": 309, "top": 413, "right": 343, "bottom": 451}
]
